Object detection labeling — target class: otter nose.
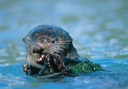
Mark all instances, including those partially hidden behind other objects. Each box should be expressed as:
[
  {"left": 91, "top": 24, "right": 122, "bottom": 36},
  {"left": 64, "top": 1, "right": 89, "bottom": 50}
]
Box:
[{"left": 33, "top": 44, "right": 44, "bottom": 54}]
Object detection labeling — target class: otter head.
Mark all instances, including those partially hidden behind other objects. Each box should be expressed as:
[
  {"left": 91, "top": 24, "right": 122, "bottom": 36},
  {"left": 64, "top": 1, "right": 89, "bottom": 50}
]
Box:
[{"left": 23, "top": 25, "right": 79, "bottom": 68}]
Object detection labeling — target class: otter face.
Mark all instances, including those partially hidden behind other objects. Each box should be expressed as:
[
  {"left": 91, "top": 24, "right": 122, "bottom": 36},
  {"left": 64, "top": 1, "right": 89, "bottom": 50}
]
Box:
[
  {"left": 23, "top": 25, "right": 79, "bottom": 75},
  {"left": 23, "top": 25, "right": 73, "bottom": 63}
]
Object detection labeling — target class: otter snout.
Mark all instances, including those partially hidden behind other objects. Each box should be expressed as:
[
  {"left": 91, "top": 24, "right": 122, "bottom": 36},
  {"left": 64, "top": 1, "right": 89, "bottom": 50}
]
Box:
[
  {"left": 28, "top": 43, "right": 46, "bottom": 62},
  {"left": 33, "top": 43, "right": 44, "bottom": 55}
]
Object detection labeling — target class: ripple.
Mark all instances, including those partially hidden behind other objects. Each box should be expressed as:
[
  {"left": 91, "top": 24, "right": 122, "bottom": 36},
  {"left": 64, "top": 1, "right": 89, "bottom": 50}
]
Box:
[{"left": 0, "top": 0, "right": 128, "bottom": 89}]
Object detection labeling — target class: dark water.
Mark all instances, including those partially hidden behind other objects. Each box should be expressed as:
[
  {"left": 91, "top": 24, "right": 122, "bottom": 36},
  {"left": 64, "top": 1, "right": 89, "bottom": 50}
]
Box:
[{"left": 0, "top": 0, "right": 128, "bottom": 89}]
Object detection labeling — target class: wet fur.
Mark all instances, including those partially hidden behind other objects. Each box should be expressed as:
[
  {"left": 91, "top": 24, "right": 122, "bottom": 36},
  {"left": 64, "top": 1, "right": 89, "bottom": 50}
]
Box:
[{"left": 23, "top": 25, "right": 84, "bottom": 76}]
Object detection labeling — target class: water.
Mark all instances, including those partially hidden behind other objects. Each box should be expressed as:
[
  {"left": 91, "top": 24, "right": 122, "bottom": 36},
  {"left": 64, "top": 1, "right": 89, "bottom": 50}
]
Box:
[{"left": 0, "top": 0, "right": 128, "bottom": 89}]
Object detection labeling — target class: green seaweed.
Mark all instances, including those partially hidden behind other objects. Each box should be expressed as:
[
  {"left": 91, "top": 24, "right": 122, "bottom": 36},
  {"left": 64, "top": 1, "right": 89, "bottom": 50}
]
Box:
[{"left": 71, "top": 61, "right": 104, "bottom": 75}]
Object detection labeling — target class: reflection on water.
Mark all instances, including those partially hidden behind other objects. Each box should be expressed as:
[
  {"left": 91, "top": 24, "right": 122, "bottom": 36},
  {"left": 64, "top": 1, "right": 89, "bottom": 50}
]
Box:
[{"left": 0, "top": 0, "right": 128, "bottom": 89}]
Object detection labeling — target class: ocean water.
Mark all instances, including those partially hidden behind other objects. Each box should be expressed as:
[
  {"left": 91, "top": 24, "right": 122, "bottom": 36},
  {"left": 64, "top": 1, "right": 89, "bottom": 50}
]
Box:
[{"left": 0, "top": 0, "right": 128, "bottom": 89}]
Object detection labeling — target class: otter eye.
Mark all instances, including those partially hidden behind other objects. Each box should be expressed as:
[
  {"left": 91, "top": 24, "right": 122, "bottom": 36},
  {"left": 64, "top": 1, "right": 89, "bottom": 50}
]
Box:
[{"left": 52, "top": 40, "right": 55, "bottom": 43}]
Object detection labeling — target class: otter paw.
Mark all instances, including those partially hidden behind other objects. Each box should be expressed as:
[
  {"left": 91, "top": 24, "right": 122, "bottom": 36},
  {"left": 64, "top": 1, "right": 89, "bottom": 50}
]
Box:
[{"left": 23, "top": 64, "right": 31, "bottom": 75}]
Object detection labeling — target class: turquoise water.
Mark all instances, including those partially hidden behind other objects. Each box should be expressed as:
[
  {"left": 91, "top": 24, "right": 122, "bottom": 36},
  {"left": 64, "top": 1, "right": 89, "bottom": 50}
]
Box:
[{"left": 0, "top": 0, "right": 128, "bottom": 89}]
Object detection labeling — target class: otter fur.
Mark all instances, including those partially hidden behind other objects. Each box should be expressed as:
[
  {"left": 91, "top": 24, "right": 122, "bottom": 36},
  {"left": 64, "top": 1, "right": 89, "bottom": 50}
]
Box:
[{"left": 23, "top": 25, "right": 90, "bottom": 76}]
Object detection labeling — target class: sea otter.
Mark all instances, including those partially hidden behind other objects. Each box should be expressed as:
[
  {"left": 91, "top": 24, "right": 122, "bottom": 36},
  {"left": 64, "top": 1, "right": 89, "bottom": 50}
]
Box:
[{"left": 23, "top": 25, "right": 102, "bottom": 76}]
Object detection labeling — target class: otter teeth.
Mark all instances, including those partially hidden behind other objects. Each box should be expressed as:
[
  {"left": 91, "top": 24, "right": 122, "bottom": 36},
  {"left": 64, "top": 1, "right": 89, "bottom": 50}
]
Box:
[
  {"left": 38, "top": 54, "right": 44, "bottom": 61},
  {"left": 42, "top": 54, "right": 44, "bottom": 58},
  {"left": 38, "top": 57, "right": 42, "bottom": 61}
]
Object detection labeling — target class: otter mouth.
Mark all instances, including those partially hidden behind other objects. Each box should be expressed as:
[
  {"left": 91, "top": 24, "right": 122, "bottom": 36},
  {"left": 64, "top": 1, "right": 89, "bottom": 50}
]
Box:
[
  {"left": 37, "top": 54, "right": 45, "bottom": 62},
  {"left": 36, "top": 54, "right": 49, "bottom": 63}
]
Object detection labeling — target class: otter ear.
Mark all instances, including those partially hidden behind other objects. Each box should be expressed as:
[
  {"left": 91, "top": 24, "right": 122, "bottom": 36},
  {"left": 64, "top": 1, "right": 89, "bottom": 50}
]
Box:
[{"left": 22, "top": 38, "right": 25, "bottom": 43}]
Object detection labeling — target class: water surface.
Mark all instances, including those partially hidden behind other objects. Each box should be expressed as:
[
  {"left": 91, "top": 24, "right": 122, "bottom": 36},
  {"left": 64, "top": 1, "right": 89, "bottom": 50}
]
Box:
[{"left": 0, "top": 0, "right": 128, "bottom": 89}]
